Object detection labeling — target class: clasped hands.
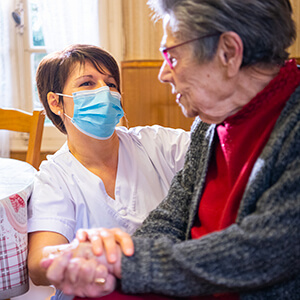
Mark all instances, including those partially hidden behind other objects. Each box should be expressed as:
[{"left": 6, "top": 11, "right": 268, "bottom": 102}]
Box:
[{"left": 41, "top": 228, "right": 134, "bottom": 298}]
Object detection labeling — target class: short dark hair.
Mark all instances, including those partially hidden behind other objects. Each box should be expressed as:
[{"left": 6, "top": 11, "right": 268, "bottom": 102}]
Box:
[
  {"left": 36, "top": 44, "right": 120, "bottom": 134},
  {"left": 148, "top": 0, "right": 296, "bottom": 67}
]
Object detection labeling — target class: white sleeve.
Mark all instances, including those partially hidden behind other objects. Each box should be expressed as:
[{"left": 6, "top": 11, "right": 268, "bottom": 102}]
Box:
[
  {"left": 27, "top": 159, "right": 76, "bottom": 242},
  {"left": 129, "top": 125, "right": 190, "bottom": 172}
]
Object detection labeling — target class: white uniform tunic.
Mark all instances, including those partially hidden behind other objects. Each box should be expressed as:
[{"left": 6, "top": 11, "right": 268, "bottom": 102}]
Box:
[
  {"left": 27, "top": 125, "right": 189, "bottom": 300},
  {"left": 28, "top": 125, "right": 190, "bottom": 241}
]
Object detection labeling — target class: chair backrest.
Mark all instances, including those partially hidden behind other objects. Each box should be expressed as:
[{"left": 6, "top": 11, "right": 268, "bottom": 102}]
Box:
[{"left": 0, "top": 108, "right": 45, "bottom": 170}]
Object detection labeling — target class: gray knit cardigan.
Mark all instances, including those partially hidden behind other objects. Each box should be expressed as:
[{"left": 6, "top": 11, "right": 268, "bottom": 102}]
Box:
[{"left": 121, "top": 85, "right": 300, "bottom": 299}]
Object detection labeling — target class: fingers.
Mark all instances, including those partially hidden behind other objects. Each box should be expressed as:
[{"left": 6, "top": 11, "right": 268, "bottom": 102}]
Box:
[
  {"left": 112, "top": 228, "right": 134, "bottom": 256},
  {"left": 41, "top": 246, "right": 117, "bottom": 298},
  {"left": 83, "top": 264, "right": 116, "bottom": 298},
  {"left": 94, "top": 264, "right": 109, "bottom": 285},
  {"left": 76, "top": 229, "right": 89, "bottom": 242},
  {"left": 42, "top": 243, "right": 72, "bottom": 258},
  {"left": 42, "top": 240, "right": 79, "bottom": 267},
  {"left": 77, "top": 228, "right": 118, "bottom": 262},
  {"left": 45, "top": 251, "right": 73, "bottom": 285},
  {"left": 76, "top": 228, "right": 134, "bottom": 261},
  {"left": 86, "top": 229, "right": 118, "bottom": 263},
  {"left": 57, "top": 257, "right": 98, "bottom": 296},
  {"left": 60, "top": 258, "right": 115, "bottom": 298},
  {"left": 97, "top": 228, "right": 134, "bottom": 259},
  {"left": 67, "top": 257, "right": 82, "bottom": 283},
  {"left": 72, "top": 241, "right": 94, "bottom": 259},
  {"left": 40, "top": 256, "right": 54, "bottom": 269},
  {"left": 97, "top": 229, "right": 118, "bottom": 263},
  {"left": 77, "top": 229, "right": 104, "bottom": 257}
]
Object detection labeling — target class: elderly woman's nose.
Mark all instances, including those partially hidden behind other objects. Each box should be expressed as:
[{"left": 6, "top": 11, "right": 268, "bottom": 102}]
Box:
[{"left": 158, "top": 60, "right": 171, "bottom": 83}]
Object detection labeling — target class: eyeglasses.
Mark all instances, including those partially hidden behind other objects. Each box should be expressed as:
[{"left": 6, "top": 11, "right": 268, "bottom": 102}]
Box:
[{"left": 159, "top": 33, "right": 221, "bottom": 69}]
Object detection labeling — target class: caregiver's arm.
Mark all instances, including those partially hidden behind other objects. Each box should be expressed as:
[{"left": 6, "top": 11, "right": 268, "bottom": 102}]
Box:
[{"left": 28, "top": 231, "right": 68, "bottom": 285}]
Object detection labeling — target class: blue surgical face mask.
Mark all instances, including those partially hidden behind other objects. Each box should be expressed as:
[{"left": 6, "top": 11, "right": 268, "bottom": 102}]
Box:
[{"left": 56, "top": 86, "right": 124, "bottom": 140}]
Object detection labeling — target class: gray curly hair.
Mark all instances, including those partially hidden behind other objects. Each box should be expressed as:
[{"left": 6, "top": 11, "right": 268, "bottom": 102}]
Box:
[{"left": 148, "top": 0, "right": 296, "bottom": 66}]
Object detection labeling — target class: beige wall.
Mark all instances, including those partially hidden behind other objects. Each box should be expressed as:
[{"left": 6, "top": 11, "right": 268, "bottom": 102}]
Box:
[
  {"left": 122, "top": 0, "right": 300, "bottom": 60},
  {"left": 122, "top": 0, "right": 163, "bottom": 60},
  {"left": 290, "top": 0, "right": 300, "bottom": 58}
]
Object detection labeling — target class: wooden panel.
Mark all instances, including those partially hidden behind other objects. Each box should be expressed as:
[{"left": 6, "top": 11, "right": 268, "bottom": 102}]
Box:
[
  {"left": 289, "top": 0, "right": 300, "bottom": 58},
  {"left": 121, "top": 60, "right": 194, "bottom": 131},
  {"left": 122, "top": 0, "right": 163, "bottom": 60}
]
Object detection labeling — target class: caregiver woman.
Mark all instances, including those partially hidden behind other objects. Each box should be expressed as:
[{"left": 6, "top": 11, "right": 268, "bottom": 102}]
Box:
[{"left": 27, "top": 44, "right": 190, "bottom": 300}]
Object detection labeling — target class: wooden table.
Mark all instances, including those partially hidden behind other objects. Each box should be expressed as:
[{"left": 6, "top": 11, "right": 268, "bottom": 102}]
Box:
[{"left": 0, "top": 158, "right": 36, "bottom": 299}]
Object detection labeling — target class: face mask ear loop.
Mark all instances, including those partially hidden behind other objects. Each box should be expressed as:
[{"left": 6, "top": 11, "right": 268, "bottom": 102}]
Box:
[
  {"left": 57, "top": 109, "right": 72, "bottom": 122},
  {"left": 54, "top": 93, "right": 73, "bottom": 122},
  {"left": 55, "top": 93, "right": 73, "bottom": 98},
  {"left": 64, "top": 113, "right": 72, "bottom": 121}
]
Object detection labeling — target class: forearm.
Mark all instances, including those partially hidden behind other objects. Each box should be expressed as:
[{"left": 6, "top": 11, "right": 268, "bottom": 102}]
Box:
[
  {"left": 28, "top": 231, "right": 68, "bottom": 285},
  {"left": 28, "top": 249, "right": 51, "bottom": 286},
  {"left": 122, "top": 223, "right": 298, "bottom": 296},
  {"left": 121, "top": 235, "right": 228, "bottom": 297}
]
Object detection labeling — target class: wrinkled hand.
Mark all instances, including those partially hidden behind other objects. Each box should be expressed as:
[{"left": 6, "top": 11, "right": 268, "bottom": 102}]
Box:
[
  {"left": 41, "top": 241, "right": 121, "bottom": 297},
  {"left": 76, "top": 227, "right": 134, "bottom": 263},
  {"left": 43, "top": 251, "right": 116, "bottom": 297}
]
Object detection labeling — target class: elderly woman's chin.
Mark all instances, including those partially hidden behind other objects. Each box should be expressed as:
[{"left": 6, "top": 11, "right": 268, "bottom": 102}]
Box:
[
  {"left": 178, "top": 100, "right": 196, "bottom": 119},
  {"left": 180, "top": 105, "right": 195, "bottom": 119}
]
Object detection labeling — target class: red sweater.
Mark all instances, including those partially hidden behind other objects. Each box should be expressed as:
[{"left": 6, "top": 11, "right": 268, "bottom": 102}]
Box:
[{"left": 75, "top": 60, "right": 300, "bottom": 300}]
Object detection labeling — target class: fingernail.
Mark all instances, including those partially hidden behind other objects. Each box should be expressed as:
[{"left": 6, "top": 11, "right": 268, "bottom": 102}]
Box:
[
  {"left": 126, "top": 249, "right": 134, "bottom": 256},
  {"left": 110, "top": 254, "right": 116, "bottom": 261},
  {"left": 95, "top": 247, "right": 102, "bottom": 256}
]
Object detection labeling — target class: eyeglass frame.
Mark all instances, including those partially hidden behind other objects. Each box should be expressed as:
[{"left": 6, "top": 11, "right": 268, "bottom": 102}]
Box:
[{"left": 159, "top": 33, "right": 221, "bottom": 69}]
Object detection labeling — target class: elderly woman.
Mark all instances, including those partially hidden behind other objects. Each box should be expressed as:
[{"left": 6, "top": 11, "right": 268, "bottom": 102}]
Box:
[
  {"left": 27, "top": 44, "right": 190, "bottom": 300},
  {"left": 41, "top": 1, "right": 300, "bottom": 299}
]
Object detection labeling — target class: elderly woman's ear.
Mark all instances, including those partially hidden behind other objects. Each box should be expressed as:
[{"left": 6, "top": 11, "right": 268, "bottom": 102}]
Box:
[
  {"left": 217, "top": 32, "right": 243, "bottom": 78},
  {"left": 47, "top": 91, "right": 63, "bottom": 116}
]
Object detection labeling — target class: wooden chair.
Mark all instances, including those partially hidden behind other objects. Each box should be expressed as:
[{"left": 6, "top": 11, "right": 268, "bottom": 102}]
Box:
[{"left": 0, "top": 108, "right": 45, "bottom": 170}]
